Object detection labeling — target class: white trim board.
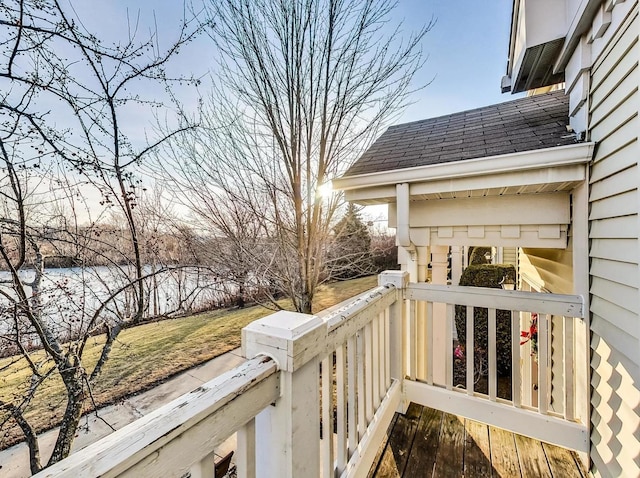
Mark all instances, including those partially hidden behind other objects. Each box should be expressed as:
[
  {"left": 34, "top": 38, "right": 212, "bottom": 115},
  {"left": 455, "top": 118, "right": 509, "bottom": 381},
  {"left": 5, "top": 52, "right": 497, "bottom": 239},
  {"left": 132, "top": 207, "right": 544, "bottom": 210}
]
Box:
[{"left": 334, "top": 143, "right": 594, "bottom": 192}]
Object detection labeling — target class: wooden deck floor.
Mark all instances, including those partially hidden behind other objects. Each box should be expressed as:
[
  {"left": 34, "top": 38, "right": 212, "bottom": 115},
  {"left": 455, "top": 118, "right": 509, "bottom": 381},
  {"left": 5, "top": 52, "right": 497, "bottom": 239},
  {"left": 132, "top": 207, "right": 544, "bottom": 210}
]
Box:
[{"left": 368, "top": 403, "right": 586, "bottom": 478}]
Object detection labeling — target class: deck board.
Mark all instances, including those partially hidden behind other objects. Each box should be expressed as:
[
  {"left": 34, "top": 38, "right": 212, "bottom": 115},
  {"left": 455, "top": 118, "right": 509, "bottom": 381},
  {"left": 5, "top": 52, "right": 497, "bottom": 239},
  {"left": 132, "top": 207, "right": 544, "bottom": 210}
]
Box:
[
  {"left": 515, "top": 434, "right": 552, "bottom": 478},
  {"left": 402, "top": 406, "right": 441, "bottom": 477},
  {"left": 542, "top": 442, "right": 584, "bottom": 478},
  {"left": 367, "top": 414, "right": 399, "bottom": 478},
  {"left": 489, "top": 425, "right": 522, "bottom": 477},
  {"left": 464, "top": 419, "right": 492, "bottom": 477},
  {"left": 432, "top": 412, "right": 464, "bottom": 478},
  {"left": 374, "top": 403, "right": 422, "bottom": 477},
  {"left": 370, "top": 404, "right": 586, "bottom": 478}
]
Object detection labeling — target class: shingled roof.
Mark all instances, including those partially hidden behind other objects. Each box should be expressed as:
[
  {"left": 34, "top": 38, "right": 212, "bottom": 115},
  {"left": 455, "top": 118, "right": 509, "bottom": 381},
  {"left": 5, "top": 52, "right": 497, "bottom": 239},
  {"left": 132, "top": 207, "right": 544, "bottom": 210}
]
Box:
[{"left": 343, "top": 90, "right": 577, "bottom": 178}]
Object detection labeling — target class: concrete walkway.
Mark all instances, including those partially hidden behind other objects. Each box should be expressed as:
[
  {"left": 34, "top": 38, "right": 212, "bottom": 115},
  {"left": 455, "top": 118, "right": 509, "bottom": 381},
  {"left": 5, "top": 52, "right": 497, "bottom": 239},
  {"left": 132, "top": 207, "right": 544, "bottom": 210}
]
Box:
[{"left": 0, "top": 349, "right": 246, "bottom": 478}]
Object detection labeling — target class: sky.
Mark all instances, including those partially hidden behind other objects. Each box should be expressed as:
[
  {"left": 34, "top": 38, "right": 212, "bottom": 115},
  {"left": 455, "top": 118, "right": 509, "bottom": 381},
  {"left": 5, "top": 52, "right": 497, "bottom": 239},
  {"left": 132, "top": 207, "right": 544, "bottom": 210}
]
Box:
[
  {"left": 394, "top": 0, "right": 519, "bottom": 122},
  {"left": 22, "top": 0, "right": 520, "bottom": 224},
  {"left": 90, "top": 0, "right": 519, "bottom": 123}
]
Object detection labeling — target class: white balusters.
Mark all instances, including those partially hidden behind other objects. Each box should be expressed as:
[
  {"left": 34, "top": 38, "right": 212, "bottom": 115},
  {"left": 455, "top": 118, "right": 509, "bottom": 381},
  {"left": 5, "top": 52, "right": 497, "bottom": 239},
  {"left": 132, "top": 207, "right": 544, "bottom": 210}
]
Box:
[
  {"left": 317, "top": 273, "right": 408, "bottom": 477},
  {"left": 189, "top": 450, "right": 216, "bottom": 478},
  {"left": 426, "top": 301, "right": 434, "bottom": 385},
  {"left": 445, "top": 304, "right": 454, "bottom": 390},
  {"left": 512, "top": 310, "right": 522, "bottom": 408},
  {"left": 364, "top": 321, "right": 374, "bottom": 422},
  {"left": 537, "top": 313, "right": 550, "bottom": 415},
  {"left": 488, "top": 308, "right": 497, "bottom": 401},
  {"left": 378, "top": 312, "right": 385, "bottom": 400},
  {"left": 409, "top": 299, "right": 417, "bottom": 381},
  {"left": 356, "top": 329, "right": 366, "bottom": 441},
  {"left": 466, "top": 306, "right": 474, "bottom": 396},
  {"left": 347, "top": 335, "right": 358, "bottom": 457},
  {"left": 320, "top": 354, "right": 334, "bottom": 478},
  {"left": 372, "top": 317, "right": 380, "bottom": 409},
  {"left": 563, "top": 315, "right": 575, "bottom": 421},
  {"left": 384, "top": 308, "right": 391, "bottom": 390},
  {"left": 237, "top": 419, "right": 256, "bottom": 478},
  {"left": 336, "top": 345, "right": 348, "bottom": 474}
]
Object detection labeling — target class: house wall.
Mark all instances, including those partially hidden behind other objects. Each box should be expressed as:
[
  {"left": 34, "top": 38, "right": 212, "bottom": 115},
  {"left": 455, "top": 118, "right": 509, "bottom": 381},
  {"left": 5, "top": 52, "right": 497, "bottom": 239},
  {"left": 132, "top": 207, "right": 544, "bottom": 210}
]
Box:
[
  {"left": 579, "top": 2, "right": 639, "bottom": 476},
  {"left": 519, "top": 247, "right": 573, "bottom": 295},
  {"left": 519, "top": 244, "right": 573, "bottom": 414}
]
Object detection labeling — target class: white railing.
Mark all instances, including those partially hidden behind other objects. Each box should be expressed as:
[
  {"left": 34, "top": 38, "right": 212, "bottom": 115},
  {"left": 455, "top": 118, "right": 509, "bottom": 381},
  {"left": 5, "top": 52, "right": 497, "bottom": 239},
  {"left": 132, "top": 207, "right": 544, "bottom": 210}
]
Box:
[
  {"left": 403, "top": 283, "right": 589, "bottom": 452},
  {"left": 34, "top": 356, "right": 279, "bottom": 478},
  {"left": 33, "top": 272, "right": 589, "bottom": 477},
  {"left": 34, "top": 271, "right": 406, "bottom": 478},
  {"left": 241, "top": 270, "right": 406, "bottom": 478},
  {"left": 319, "top": 274, "right": 404, "bottom": 477}
]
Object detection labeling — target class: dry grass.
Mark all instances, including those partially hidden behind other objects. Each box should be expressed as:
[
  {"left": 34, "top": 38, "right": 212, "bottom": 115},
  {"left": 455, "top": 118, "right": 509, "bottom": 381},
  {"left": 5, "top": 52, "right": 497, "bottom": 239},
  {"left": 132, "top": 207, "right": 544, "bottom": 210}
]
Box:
[{"left": 0, "top": 276, "right": 377, "bottom": 449}]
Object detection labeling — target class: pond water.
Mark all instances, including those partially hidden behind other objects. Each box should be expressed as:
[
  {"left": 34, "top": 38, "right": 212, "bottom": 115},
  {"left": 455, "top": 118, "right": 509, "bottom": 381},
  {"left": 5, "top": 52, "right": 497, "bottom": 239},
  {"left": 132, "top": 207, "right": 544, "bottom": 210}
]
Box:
[{"left": 0, "top": 265, "right": 235, "bottom": 338}]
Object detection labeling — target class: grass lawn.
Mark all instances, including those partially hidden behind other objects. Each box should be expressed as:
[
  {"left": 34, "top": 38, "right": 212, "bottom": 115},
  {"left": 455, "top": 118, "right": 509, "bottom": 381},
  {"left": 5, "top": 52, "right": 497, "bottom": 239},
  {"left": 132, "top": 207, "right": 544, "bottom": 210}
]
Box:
[{"left": 0, "top": 275, "right": 377, "bottom": 449}]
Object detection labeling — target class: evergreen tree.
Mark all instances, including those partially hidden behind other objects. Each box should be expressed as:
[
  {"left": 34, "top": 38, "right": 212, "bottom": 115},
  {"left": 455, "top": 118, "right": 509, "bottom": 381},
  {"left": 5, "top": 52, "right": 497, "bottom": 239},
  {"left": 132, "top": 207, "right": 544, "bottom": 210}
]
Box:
[{"left": 330, "top": 204, "right": 373, "bottom": 279}]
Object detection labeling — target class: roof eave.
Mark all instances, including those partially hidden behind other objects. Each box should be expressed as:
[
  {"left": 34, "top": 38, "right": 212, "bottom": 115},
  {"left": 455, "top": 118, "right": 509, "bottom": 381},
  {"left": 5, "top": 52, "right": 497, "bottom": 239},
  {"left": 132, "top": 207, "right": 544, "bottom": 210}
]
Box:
[{"left": 333, "top": 142, "right": 595, "bottom": 192}]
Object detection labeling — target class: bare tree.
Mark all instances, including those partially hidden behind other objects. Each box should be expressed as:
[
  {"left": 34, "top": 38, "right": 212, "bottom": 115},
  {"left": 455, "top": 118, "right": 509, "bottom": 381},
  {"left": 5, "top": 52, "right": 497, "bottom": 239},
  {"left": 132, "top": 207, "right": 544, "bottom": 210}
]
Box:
[
  {"left": 158, "top": 0, "right": 431, "bottom": 313},
  {"left": 0, "top": 0, "right": 204, "bottom": 471}
]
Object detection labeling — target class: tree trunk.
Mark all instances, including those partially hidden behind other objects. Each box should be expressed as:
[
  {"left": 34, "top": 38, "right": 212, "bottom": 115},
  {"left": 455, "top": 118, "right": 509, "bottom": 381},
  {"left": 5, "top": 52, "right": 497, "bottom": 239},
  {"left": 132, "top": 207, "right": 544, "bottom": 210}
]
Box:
[{"left": 47, "top": 383, "right": 85, "bottom": 466}]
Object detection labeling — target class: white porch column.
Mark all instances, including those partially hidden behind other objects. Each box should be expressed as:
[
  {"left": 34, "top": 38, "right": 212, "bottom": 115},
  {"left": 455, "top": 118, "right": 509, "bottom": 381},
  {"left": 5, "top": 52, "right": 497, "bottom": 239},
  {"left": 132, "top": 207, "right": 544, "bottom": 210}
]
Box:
[
  {"left": 430, "top": 245, "right": 449, "bottom": 385},
  {"left": 450, "top": 245, "right": 463, "bottom": 286},
  {"left": 242, "top": 311, "right": 325, "bottom": 478},
  {"left": 572, "top": 180, "right": 590, "bottom": 433},
  {"left": 416, "top": 246, "right": 429, "bottom": 381}
]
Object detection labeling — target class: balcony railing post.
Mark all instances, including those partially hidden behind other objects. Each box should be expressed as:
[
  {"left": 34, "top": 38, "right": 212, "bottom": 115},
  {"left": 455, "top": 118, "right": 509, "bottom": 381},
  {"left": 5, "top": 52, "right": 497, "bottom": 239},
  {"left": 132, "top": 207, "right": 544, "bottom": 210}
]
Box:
[
  {"left": 379, "top": 270, "right": 409, "bottom": 411},
  {"left": 242, "top": 311, "right": 325, "bottom": 478}
]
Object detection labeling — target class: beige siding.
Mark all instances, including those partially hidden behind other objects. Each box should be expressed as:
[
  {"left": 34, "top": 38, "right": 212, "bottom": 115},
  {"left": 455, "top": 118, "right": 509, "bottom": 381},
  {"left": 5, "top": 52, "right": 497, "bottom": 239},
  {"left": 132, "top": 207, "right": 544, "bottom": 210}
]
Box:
[
  {"left": 502, "top": 246, "right": 518, "bottom": 266},
  {"left": 519, "top": 247, "right": 573, "bottom": 294},
  {"left": 588, "top": 4, "right": 640, "bottom": 477},
  {"left": 519, "top": 246, "right": 573, "bottom": 413}
]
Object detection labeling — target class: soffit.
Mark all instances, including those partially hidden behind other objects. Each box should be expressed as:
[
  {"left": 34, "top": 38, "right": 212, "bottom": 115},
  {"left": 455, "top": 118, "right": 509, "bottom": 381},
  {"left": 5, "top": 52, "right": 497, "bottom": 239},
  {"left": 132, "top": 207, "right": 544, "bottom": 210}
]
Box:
[{"left": 341, "top": 145, "right": 592, "bottom": 205}]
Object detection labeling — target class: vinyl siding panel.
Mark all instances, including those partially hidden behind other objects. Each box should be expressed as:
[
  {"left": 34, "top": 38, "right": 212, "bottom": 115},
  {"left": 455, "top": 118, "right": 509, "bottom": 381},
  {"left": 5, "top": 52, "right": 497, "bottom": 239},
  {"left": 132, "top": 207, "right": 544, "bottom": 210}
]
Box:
[
  {"left": 588, "top": 4, "right": 640, "bottom": 477},
  {"left": 589, "top": 237, "right": 639, "bottom": 262},
  {"left": 590, "top": 257, "right": 640, "bottom": 288},
  {"left": 589, "top": 117, "right": 637, "bottom": 174},
  {"left": 591, "top": 295, "right": 639, "bottom": 339},
  {"left": 589, "top": 215, "right": 639, "bottom": 239},
  {"left": 590, "top": 62, "right": 638, "bottom": 125},
  {"left": 590, "top": 336, "right": 640, "bottom": 478},
  {"left": 502, "top": 246, "right": 517, "bottom": 265},
  {"left": 589, "top": 189, "right": 638, "bottom": 219},
  {"left": 592, "top": 314, "right": 637, "bottom": 361},
  {"left": 589, "top": 164, "right": 637, "bottom": 201}
]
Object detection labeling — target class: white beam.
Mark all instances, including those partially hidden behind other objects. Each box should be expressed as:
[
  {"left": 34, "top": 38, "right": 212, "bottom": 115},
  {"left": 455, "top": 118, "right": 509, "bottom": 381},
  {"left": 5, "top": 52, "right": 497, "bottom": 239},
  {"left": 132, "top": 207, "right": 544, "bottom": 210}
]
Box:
[
  {"left": 406, "top": 283, "right": 585, "bottom": 318},
  {"left": 334, "top": 143, "right": 594, "bottom": 192},
  {"left": 404, "top": 381, "right": 589, "bottom": 452}
]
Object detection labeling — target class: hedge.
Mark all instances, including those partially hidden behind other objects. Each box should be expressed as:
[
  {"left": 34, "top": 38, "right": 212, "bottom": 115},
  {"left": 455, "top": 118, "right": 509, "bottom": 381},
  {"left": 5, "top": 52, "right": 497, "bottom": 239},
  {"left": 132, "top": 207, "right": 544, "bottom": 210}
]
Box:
[{"left": 454, "top": 263, "right": 516, "bottom": 377}]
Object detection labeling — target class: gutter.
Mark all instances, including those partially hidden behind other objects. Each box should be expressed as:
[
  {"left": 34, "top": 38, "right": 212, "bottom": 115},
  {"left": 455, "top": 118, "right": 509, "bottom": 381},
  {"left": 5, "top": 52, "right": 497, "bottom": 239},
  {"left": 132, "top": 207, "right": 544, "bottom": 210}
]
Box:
[{"left": 334, "top": 142, "right": 595, "bottom": 192}]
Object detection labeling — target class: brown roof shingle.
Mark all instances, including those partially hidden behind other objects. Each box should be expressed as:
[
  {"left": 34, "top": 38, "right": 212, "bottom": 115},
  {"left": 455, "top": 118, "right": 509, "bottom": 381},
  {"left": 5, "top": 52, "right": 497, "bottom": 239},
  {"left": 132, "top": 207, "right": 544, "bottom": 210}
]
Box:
[{"left": 343, "top": 90, "right": 577, "bottom": 177}]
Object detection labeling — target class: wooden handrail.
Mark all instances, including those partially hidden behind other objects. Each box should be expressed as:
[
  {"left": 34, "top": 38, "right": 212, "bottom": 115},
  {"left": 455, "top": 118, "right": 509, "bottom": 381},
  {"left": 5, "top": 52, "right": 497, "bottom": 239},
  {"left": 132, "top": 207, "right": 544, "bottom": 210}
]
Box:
[
  {"left": 34, "top": 357, "right": 278, "bottom": 478},
  {"left": 407, "top": 283, "right": 585, "bottom": 318}
]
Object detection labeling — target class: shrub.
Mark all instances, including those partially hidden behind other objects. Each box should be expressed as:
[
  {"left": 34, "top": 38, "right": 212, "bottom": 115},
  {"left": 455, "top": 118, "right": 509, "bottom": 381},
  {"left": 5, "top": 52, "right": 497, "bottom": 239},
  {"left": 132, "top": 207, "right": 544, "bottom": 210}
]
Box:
[
  {"left": 455, "top": 264, "right": 516, "bottom": 377},
  {"left": 468, "top": 246, "right": 492, "bottom": 265}
]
